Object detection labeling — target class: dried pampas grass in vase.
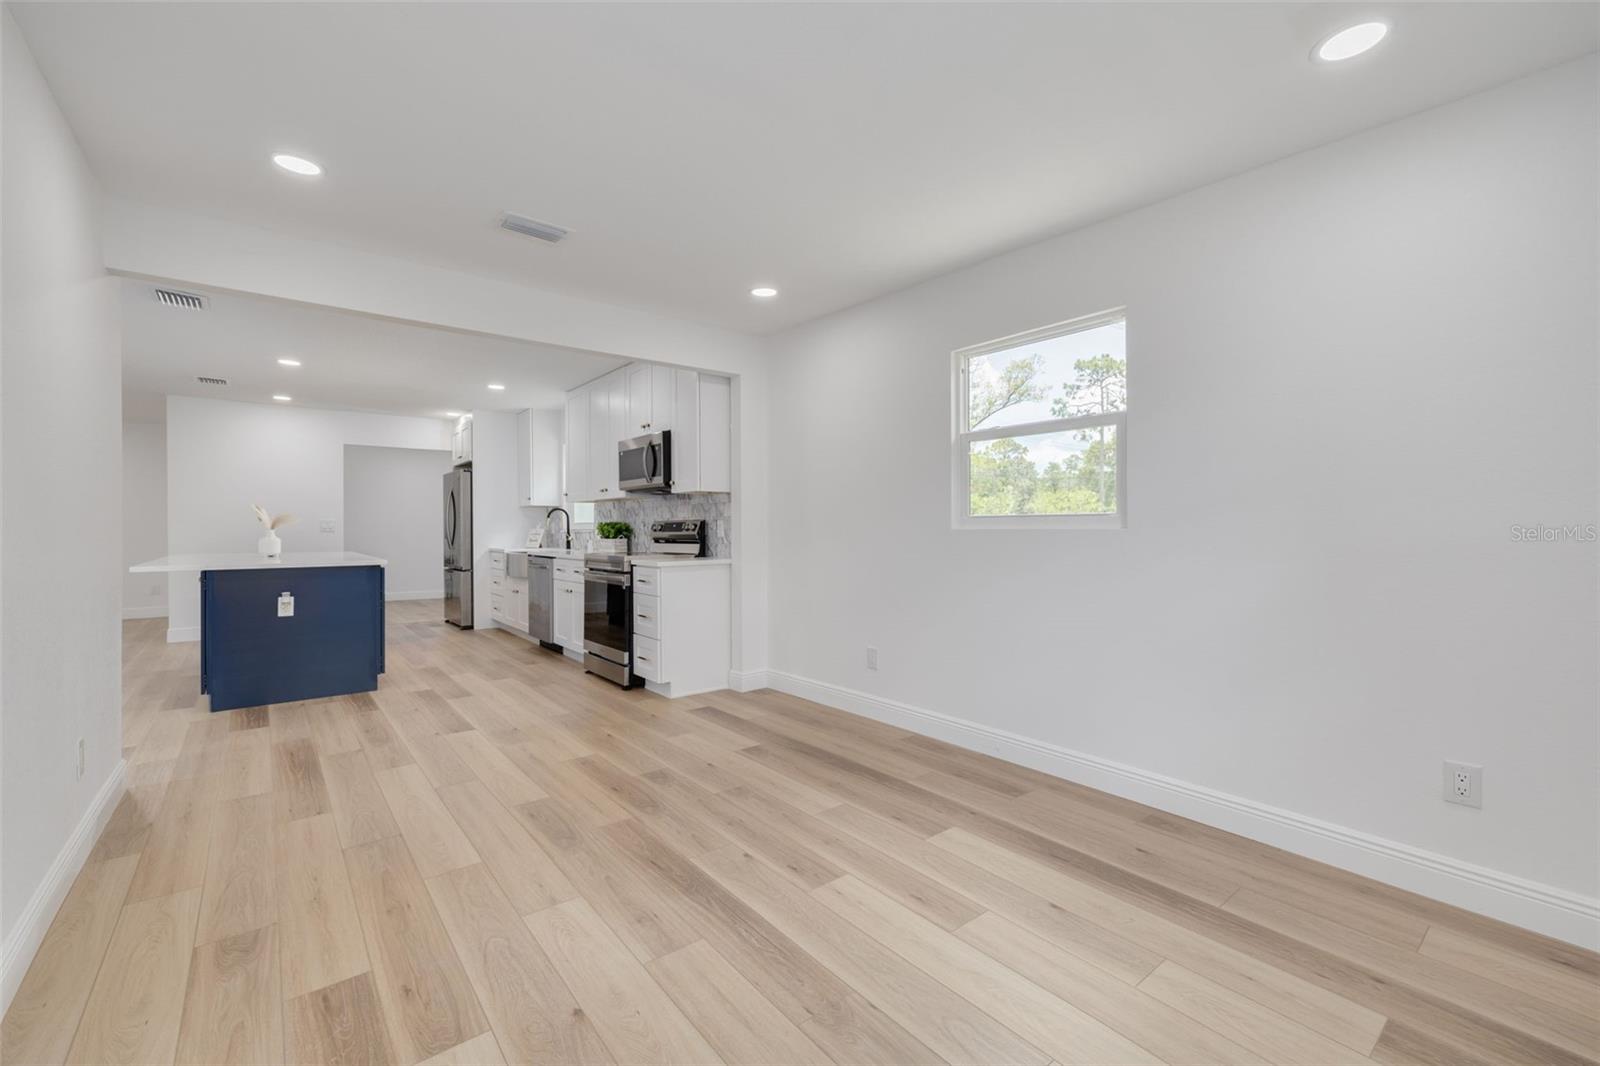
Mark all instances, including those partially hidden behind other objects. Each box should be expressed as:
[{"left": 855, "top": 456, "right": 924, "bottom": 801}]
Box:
[{"left": 253, "top": 504, "right": 297, "bottom": 559}]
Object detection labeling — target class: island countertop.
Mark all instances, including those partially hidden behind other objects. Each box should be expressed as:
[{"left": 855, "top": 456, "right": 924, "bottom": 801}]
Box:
[{"left": 130, "top": 551, "right": 387, "bottom": 573}]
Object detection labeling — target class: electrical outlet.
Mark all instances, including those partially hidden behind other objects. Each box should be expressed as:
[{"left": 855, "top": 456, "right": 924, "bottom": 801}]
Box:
[
  {"left": 866, "top": 646, "right": 879, "bottom": 671},
  {"left": 77, "top": 738, "right": 85, "bottom": 779},
  {"left": 278, "top": 591, "right": 295, "bottom": 618},
  {"left": 320, "top": 519, "right": 336, "bottom": 534},
  {"left": 1443, "top": 761, "right": 1482, "bottom": 808}
]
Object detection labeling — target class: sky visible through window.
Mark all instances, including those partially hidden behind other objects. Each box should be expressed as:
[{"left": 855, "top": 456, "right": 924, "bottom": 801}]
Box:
[{"left": 967, "top": 318, "right": 1125, "bottom": 471}]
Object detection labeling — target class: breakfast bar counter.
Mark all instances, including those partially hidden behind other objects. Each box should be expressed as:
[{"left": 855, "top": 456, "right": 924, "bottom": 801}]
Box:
[{"left": 130, "top": 552, "right": 386, "bottom": 711}]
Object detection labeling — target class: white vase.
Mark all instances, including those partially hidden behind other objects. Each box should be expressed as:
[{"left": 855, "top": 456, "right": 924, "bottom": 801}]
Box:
[{"left": 258, "top": 531, "right": 282, "bottom": 558}]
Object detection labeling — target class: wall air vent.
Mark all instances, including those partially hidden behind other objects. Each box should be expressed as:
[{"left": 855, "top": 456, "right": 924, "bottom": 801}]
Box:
[
  {"left": 153, "top": 288, "right": 208, "bottom": 310},
  {"left": 500, "top": 212, "right": 569, "bottom": 243},
  {"left": 196, "top": 376, "right": 229, "bottom": 386}
]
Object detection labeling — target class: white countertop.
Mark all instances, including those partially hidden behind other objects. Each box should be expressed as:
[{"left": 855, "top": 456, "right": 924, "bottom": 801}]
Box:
[
  {"left": 491, "top": 547, "right": 583, "bottom": 558},
  {"left": 130, "top": 551, "right": 387, "bottom": 573}
]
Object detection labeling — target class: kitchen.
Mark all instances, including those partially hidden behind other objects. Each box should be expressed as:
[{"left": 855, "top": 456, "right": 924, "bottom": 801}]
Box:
[
  {"left": 460, "top": 362, "right": 735, "bottom": 697},
  {"left": 117, "top": 282, "right": 743, "bottom": 713}
]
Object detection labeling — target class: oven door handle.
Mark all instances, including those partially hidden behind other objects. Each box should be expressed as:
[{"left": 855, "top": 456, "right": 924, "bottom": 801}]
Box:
[{"left": 584, "top": 570, "right": 631, "bottom": 588}]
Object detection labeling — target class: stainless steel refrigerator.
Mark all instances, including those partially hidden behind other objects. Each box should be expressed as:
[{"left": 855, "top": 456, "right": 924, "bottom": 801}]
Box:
[{"left": 443, "top": 467, "right": 473, "bottom": 628}]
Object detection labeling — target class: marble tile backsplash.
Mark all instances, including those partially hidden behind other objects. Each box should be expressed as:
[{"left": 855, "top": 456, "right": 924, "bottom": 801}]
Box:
[{"left": 592, "top": 493, "right": 732, "bottom": 557}]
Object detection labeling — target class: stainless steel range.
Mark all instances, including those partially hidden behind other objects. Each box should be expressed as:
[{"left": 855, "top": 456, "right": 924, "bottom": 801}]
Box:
[{"left": 581, "top": 520, "right": 707, "bottom": 687}]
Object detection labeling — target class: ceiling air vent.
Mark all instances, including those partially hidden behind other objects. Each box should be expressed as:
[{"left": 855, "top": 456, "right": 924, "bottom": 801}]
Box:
[
  {"left": 196, "top": 376, "right": 229, "bottom": 386},
  {"left": 153, "top": 288, "right": 208, "bottom": 311},
  {"left": 500, "top": 212, "right": 569, "bottom": 243}
]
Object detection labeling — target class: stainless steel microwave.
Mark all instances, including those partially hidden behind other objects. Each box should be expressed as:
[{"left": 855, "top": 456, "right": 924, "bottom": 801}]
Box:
[{"left": 618, "top": 430, "right": 671, "bottom": 494}]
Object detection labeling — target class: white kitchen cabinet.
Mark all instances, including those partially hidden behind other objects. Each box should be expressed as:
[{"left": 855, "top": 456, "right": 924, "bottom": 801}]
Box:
[
  {"left": 667, "top": 372, "right": 731, "bottom": 493},
  {"left": 553, "top": 577, "right": 584, "bottom": 650},
  {"left": 517, "top": 408, "right": 561, "bottom": 507},
  {"left": 450, "top": 414, "right": 474, "bottom": 464},
  {"left": 564, "top": 387, "right": 588, "bottom": 507},
  {"left": 562, "top": 365, "right": 729, "bottom": 501},
  {"left": 588, "top": 377, "right": 616, "bottom": 500},
  {"left": 626, "top": 363, "right": 678, "bottom": 436},
  {"left": 488, "top": 550, "right": 529, "bottom": 631},
  {"left": 628, "top": 562, "right": 730, "bottom": 696}
]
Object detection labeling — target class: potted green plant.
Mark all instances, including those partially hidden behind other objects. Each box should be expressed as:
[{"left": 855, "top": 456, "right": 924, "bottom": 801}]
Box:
[{"left": 595, "top": 521, "right": 633, "bottom": 554}]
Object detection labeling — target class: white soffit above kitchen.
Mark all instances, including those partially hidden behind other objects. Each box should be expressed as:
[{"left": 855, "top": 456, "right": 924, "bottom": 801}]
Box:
[
  {"left": 14, "top": 3, "right": 1598, "bottom": 334},
  {"left": 120, "top": 282, "right": 625, "bottom": 422}
]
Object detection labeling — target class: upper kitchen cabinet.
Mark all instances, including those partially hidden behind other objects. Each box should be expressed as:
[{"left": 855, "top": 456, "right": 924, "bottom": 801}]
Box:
[
  {"left": 562, "top": 365, "right": 730, "bottom": 500},
  {"left": 563, "top": 387, "right": 588, "bottom": 508},
  {"left": 516, "top": 408, "right": 562, "bottom": 507},
  {"left": 450, "top": 414, "right": 473, "bottom": 464},
  {"left": 667, "top": 370, "right": 731, "bottom": 493},
  {"left": 587, "top": 367, "right": 626, "bottom": 499},
  {"left": 626, "top": 363, "right": 679, "bottom": 436}
]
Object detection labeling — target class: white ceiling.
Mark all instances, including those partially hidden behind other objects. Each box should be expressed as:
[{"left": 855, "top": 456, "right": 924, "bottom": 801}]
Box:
[
  {"left": 120, "top": 281, "right": 625, "bottom": 422},
  {"left": 14, "top": 3, "right": 1599, "bottom": 334}
]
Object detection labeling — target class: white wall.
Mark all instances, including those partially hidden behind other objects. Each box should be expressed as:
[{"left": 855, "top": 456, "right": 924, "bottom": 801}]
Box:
[
  {"left": 164, "top": 395, "right": 449, "bottom": 638},
  {"left": 0, "top": 10, "right": 125, "bottom": 1007},
  {"left": 122, "top": 421, "right": 167, "bottom": 617},
  {"left": 767, "top": 58, "right": 1600, "bottom": 944},
  {"left": 343, "top": 444, "right": 453, "bottom": 600},
  {"left": 100, "top": 203, "right": 772, "bottom": 681}
]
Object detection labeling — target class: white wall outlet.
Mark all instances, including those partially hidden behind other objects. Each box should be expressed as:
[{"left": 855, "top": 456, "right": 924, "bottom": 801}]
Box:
[
  {"left": 866, "top": 646, "right": 879, "bottom": 671},
  {"left": 278, "top": 591, "right": 295, "bottom": 618},
  {"left": 1443, "top": 761, "right": 1482, "bottom": 808},
  {"left": 76, "top": 738, "right": 85, "bottom": 779},
  {"left": 320, "top": 519, "right": 336, "bottom": 534}
]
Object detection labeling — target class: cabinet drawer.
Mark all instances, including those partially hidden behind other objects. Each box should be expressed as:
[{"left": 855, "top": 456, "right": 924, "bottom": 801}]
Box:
[
  {"left": 632, "top": 593, "right": 659, "bottom": 639},
  {"left": 489, "top": 551, "right": 507, "bottom": 572},
  {"left": 554, "top": 560, "right": 584, "bottom": 580},
  {"left": 633, "top": 567, "right": 661, "bottom": 596},
  {"left": 632, "top": 634, "right": 661, "bottom": 681}
]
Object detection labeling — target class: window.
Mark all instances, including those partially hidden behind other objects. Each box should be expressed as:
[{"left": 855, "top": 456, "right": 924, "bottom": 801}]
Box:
[
  {"left": 953, "top": 309, "right": 1126, "bottom": 528},
  {"left": 572, "top": 501, "right": 596, "bottom": 530}
]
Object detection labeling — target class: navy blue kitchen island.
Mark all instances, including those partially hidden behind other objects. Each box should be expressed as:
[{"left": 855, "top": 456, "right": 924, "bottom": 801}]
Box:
[{"left": 130, "top": 552, "right": 386, "bottom": 712}]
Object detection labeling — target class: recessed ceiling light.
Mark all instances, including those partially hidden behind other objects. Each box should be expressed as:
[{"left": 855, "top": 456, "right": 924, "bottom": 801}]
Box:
[
  {"left": 750, "top": 286, "right": 778, "bottom": 298},
  {"left": 1314, "top": 21, "right": 1388, "bottom": 62},
  {"left": 272, "top": 153, "right": 323, "bottom": 177},
  {"left": 487, "top": 383, "right": 506, "bottom": 391},
  {"left": 276, "top": 357, "right": 301, "bottom": 367},
  {"left": 272, "top": 394, "right": 292, "bottom": 402}
]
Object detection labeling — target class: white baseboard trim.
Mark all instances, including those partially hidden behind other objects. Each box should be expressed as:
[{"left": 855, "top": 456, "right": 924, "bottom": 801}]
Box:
[
  {"left": 386, "top": 589, "right": 443, "bottom": 601},
  {"left": 166, "top": 625, "right": 200, "bottom": 643},
  {"left": 764, "top": 670, "right": 1600, "bottom": 950},
  {"left": 727, "top": 669, "right": 771, "bottom": 693},
  {"left": 0, "top": 759, "right": 127, "bottom": 1014},
  {"left": 121, "top": 605, "right": 168, "bottom": 620}
]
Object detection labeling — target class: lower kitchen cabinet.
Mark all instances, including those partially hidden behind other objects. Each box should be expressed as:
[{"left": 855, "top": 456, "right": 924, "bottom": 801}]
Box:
[
  {"left": 553, "top": 559, "right": 585, "bottom": 652},
  {"left": 628, "top": 562, "right": 730, "bottom": 696},
  {"left": 490, "top": 556, "right": 529, "bottom": 632}
]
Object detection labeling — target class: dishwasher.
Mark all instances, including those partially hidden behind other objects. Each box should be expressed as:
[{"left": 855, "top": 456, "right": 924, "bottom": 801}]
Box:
[{"left": 526, "top": 555, "right": 560, "bottom": 651}]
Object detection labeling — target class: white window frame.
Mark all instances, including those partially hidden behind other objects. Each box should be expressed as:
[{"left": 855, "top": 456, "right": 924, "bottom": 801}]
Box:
[{"left": 951, "top": 308, "right": 1127, "bottom": 530}]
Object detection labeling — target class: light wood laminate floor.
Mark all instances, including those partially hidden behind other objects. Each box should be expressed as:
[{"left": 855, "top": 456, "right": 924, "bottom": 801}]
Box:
[{"left": 5, "top": 601, "right": 1597, "bottom": 1065}]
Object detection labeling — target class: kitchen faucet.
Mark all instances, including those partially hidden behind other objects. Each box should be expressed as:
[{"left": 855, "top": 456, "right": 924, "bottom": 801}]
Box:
[{"left": 547, "top": 507, "right": 573, "bottom": 550}]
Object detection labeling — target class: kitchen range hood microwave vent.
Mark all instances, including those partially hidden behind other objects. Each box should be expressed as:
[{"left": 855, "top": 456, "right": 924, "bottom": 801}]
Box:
[
  {"left": 153, "top": 288, "right": 208, "bottom": 310},
  {"left": 196, "top": 376, "right": 229, "bottom": 386},
  {"left": 500, "top": 212, "right": 569, "bottom": 243}
]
